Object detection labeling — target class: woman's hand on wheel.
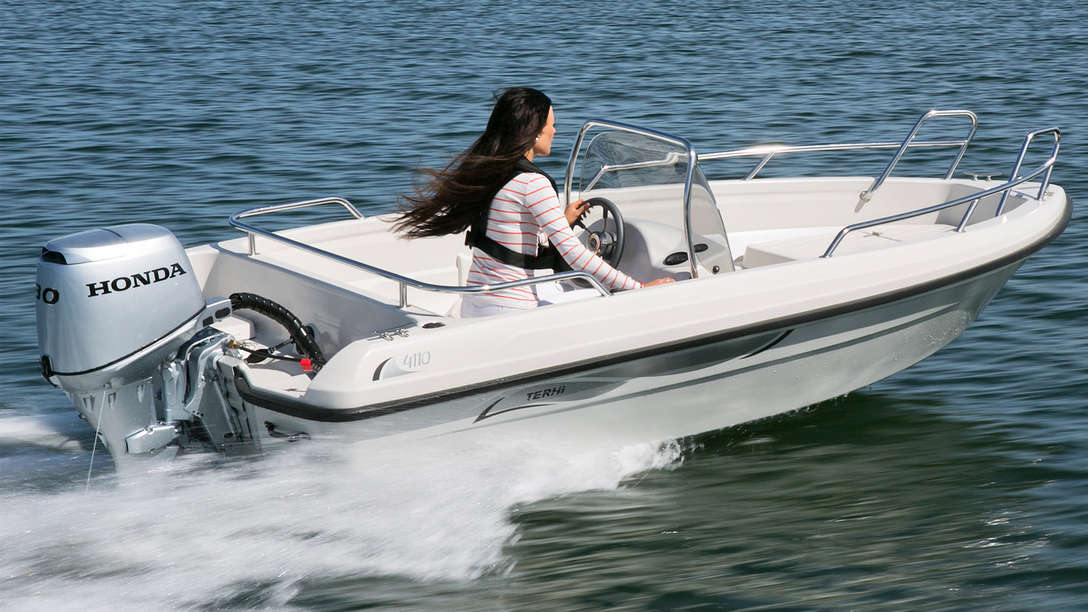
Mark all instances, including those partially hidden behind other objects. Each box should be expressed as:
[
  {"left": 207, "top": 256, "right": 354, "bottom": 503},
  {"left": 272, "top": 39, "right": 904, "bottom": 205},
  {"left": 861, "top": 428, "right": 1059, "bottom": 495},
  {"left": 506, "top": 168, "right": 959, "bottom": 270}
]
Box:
[
  {"left": 644, "top": 278, "right": 675, "bottom": 287},
  {"left": 564, "top": 199, "right": 590, "bottom": 227}
]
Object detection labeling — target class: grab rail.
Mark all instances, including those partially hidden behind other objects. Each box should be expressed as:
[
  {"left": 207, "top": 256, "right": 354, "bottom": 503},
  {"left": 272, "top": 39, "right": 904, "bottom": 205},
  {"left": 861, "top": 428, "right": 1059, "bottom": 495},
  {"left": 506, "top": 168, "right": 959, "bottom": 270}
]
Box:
[
  {"left": 233, "top": 197, "right": 364, "bottom": 256},
  {"left": 821, "top": 147, "right": 1059, "bottom": 257},
  {"left": 229, "top": 201, "right": 611, "bottom": 309},
  {"left": 698, "top": 110, "right": 978, "bottom": 192},
  {"left": 700, "top": 140, "right": 973, "bottom": 179},
  {"left": 858, "top": 110, "right": 977, "bottom": 203},
  {"left": 996, "top": 127, "right": 1061, "bottom": 215}
]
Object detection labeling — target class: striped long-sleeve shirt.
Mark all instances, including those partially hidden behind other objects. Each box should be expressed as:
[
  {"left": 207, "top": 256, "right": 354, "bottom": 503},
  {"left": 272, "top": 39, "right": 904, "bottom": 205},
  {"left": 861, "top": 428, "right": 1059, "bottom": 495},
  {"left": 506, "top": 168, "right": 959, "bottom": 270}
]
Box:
[{"left": 465, "top": 171, "right": 641, "bottom": 308}]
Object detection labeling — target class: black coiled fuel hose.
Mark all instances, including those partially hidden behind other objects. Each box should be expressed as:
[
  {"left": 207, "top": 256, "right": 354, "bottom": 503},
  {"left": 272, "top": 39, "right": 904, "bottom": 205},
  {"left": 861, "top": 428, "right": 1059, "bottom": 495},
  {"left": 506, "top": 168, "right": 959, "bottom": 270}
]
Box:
[{"left": 229, "top": 292, "right": 327, "bottom": 371}]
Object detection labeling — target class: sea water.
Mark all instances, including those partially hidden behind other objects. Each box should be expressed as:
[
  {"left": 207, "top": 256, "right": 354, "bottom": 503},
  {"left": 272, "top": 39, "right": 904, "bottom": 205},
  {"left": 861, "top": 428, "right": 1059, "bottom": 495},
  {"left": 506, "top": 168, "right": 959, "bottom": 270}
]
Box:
[{"left": 2, "top": 1, "right": 1086, "bottom": 609}]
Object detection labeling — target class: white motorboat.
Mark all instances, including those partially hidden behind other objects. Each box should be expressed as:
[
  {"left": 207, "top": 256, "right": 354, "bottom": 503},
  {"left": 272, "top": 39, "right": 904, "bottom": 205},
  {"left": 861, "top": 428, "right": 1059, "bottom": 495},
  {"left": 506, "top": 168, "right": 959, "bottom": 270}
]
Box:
[{"left": 35, "top": 110, "right": 1069, "bottom": 462}]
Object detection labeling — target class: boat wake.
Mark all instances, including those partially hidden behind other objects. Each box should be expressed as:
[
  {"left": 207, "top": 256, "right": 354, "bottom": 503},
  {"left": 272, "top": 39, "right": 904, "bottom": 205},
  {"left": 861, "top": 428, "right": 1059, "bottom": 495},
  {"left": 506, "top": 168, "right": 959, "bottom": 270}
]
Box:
[{"left": 0, "top": 422, "right": 682, "bottom": 610}]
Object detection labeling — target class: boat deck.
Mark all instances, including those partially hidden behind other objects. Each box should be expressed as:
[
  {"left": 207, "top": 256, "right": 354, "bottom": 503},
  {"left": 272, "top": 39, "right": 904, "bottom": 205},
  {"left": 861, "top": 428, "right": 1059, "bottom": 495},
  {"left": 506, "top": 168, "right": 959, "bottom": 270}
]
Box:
[{"left": 739, "top": 223, "right": 956, "bottom": 268}]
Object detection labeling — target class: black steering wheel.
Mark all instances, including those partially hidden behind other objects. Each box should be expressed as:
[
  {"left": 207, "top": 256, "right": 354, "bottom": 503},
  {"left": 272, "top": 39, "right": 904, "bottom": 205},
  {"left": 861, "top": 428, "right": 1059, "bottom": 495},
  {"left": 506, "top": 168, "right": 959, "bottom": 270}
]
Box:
[{"left": 581, "top": 197, "right": 625, "bottom": 266}]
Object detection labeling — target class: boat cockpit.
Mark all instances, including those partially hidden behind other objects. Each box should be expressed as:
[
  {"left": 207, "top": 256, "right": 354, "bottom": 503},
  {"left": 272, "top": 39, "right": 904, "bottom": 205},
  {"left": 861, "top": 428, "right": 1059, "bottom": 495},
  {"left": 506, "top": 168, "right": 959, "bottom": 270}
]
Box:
[{"left": 195, "top": 112, "right": 1060, "bottom": 360}]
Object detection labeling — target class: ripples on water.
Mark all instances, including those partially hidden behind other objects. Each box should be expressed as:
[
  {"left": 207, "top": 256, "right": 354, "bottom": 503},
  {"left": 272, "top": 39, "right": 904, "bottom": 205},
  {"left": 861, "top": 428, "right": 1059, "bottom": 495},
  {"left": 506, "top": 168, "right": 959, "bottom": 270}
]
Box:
[{"left": 2, "top": 1, "right": 1086, "bottom": 609}]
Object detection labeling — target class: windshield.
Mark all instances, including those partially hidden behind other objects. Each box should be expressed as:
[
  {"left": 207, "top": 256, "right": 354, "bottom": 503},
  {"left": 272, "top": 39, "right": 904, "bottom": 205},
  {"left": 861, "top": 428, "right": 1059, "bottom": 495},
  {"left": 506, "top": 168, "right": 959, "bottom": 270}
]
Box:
[{"left": 569, "top": 125, "right": 734, "bottom": 276}]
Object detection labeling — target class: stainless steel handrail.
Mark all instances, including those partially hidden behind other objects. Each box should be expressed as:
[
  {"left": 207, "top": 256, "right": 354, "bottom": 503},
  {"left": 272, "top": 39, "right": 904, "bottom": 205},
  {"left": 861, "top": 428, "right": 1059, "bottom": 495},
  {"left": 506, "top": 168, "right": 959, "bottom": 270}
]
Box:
[
  {"left": 229, "top": 203, "right": 611, "bottom": 309},
  {"left": 697, "top": 110, "right": 978, "bottom": 189},
  {"left": 699, "top": 139, "right": 973, "bottom": 180},
  {"left": 858, "top": 110, "right": 978, "bottom": 203},
  {"left": 233, "top": 196, "right": 364, "bottom": 256},
  {"left": 996, "top": 127, "right": 1061, "bottom": 215},
  {"left": 822, "top": 152, "right": 1058, "bottom": 257},
  {"left": 235, "top": 196, "right": 365, "bottom": 220}
]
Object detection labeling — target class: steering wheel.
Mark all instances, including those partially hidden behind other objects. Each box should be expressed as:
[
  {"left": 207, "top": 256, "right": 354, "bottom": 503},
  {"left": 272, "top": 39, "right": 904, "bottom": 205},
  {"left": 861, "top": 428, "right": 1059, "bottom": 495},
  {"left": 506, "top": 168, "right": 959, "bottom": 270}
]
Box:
[{"left": 582, "top": 197, "right": 626, "bottom": 266}]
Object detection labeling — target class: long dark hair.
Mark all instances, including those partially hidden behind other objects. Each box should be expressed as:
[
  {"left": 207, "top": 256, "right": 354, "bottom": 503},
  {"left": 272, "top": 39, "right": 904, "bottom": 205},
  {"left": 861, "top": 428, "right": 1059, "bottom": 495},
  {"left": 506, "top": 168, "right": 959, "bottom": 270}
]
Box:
[{"left": 393, "top": 87, "right": 553, "bottom": 238}]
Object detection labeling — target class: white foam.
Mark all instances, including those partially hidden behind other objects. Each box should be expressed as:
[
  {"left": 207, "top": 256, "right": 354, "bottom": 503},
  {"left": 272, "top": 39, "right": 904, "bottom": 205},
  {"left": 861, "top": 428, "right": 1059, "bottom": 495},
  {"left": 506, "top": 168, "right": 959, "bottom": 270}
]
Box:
[
  {"left": 0, "top": 413, "right": 88, "bottom": 452},
  {"left": 0, "top": 432, "right": 682, "bottom": 610}
]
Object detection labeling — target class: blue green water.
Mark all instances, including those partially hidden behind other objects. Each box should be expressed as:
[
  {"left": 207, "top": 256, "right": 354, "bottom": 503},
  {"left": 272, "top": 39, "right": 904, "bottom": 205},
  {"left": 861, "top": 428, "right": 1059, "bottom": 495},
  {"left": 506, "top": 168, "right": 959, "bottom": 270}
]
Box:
[{"left": 2, "top": 1, "right": 1086, "bottom": 609}]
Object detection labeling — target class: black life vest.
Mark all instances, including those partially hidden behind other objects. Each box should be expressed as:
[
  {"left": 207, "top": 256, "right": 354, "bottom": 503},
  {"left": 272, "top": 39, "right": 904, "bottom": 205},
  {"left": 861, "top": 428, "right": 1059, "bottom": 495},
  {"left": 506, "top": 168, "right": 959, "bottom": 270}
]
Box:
[{"left": 465, "top": 158, "right": 571, "bottom": 271}]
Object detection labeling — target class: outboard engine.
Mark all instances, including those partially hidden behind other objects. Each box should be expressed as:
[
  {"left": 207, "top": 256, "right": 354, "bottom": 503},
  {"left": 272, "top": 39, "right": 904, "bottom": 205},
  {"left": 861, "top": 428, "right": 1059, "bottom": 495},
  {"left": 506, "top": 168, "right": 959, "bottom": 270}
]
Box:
[
  {"left": 37, "top": 224, "right": 205, "bottom": 381},
  {"left": 36, "top": 224, "right": 242, "bottom": 459}
]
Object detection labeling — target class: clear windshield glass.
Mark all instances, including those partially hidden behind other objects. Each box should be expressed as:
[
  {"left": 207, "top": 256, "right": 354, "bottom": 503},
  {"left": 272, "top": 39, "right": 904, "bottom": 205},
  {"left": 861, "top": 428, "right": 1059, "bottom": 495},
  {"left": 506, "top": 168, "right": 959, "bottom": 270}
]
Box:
[
  {"left": 579, "top": 131, "right": 687, "bottom": 192},
  {"left": 573, "top": 128, "right": 734, "bottom": 275}
]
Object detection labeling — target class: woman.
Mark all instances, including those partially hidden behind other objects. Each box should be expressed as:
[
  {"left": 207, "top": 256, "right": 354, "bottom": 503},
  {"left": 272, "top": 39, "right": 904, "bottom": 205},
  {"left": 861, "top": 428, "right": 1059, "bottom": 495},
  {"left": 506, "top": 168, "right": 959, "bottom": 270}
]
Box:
[{"left": 394, "top": 87, "right": 673, "bottom": 317}]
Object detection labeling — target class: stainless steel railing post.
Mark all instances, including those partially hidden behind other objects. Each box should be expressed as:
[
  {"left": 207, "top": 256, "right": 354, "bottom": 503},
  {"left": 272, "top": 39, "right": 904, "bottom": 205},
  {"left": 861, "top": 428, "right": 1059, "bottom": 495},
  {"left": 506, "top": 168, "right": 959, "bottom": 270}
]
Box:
[
  {"left": 858, "top": 110, "right": 977, "bottom": 204},
  {"left": 996, "top": 127, "right": 1061, "bottom": 216}
]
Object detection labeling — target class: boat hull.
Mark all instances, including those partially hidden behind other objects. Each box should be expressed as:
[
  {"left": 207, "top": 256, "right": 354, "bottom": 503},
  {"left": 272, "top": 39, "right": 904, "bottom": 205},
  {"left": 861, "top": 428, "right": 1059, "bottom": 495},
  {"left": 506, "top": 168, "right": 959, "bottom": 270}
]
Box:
[{"left": 247, "top": 259, "right": 1019, "bottom": 448}]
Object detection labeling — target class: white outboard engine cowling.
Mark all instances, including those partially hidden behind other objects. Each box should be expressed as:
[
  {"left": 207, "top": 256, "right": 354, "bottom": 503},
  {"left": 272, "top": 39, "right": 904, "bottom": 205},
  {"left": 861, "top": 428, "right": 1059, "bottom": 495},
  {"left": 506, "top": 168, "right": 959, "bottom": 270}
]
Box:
[
  {"left": 36, "top": 224, "right": 243, "bottom": 460},
  {"left": 37, "top": 223, "right": 205, "bottom": 386}
]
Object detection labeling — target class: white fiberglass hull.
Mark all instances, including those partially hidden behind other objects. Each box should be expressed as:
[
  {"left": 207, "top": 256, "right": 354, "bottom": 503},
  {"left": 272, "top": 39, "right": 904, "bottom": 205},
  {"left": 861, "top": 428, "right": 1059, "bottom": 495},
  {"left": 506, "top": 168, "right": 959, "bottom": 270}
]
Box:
[{"left": 246, "top": 260, "right": 1018, "bottom": 449}]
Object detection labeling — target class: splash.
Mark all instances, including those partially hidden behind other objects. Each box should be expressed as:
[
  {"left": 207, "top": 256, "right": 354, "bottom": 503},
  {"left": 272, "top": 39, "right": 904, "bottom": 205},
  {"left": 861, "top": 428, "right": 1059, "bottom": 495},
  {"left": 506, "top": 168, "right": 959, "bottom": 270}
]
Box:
[
  {"left": 0, "top": 427, "right": 682, "bottom": 610},
  {"left": 0, "top": 413, "right": 88, "bottom": 454}
]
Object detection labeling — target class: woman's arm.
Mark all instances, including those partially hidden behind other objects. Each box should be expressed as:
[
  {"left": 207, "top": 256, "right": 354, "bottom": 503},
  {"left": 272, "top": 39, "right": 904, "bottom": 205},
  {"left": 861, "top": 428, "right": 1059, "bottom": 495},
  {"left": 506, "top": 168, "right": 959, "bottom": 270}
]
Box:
[{"left": 522, "top": 175, "right": 642, "bottom": 290}]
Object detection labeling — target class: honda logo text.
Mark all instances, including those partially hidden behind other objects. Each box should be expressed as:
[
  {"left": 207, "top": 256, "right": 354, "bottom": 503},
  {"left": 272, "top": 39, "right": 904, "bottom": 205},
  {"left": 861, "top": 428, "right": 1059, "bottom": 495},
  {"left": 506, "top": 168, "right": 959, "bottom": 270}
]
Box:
[{"left": 86, "top": 263, "right": 187, "bottom": 297}]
